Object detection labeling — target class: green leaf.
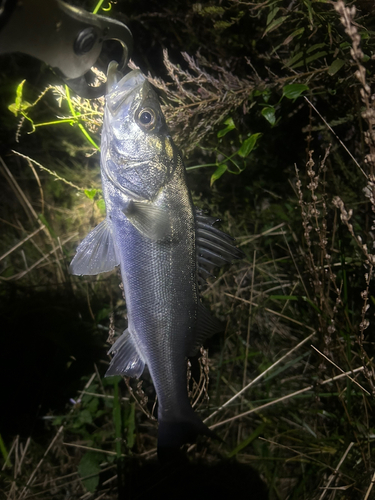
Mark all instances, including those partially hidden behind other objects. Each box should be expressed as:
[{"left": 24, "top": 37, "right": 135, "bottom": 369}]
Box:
[
  {"left": 228, "top": 422, "right": 266, "bottom": 457},
  {"left": 214, "top": 20, "right": 234, "bottom": 31},
  {"left": 285, "top": 51, "right": 303, "bottom": 68},
  {"left": 125, "top": 403, "right": 136, "bottom": 449},
  {"left": 87, "top": 396, "right": 99, "bottom": 414},
  {"left": 84, "top": 188, "right": 98, "bottom": 200},
  {"left": 0, "top": 433, "right": 11, "bottom": 468},
  {"left": 328, "top": 58, "right": 345, "bottom": 76},
  {"left": 238, "top": 133, "right": 262, "bottom": 158},
  {"left": 78, "top": 452, "right": 102, "bottom": 493},
  {"left": 261, "top": 107, "right": 276, "bottom": 126},
  {"left": 38, "top": 214, "right": 57, "bottom": 239},
  {"left": 282, "top": 84, "right": 309, "bottom": 100},
  {"left": 301, "top": 296, "right": 322, "bottom": 314},
  {"left": 282, "top": 27, "right": 305, "bottom": 45},
  {"left": 292, "top": 51, "right": 327, "bottom": 69},
  {"left": 263, "top": 16, "right": 288, "bottom": 36},
  {"left": 8, "top": 80, "right": 31, "bottom": 116},
  {"left": 8, "top": 103, "right": 19, "bottom": 116},
  {"left": 306, "top": 42, "right": 327, "bottom": 54},
  {"left": 253, "top": 88, "right": 271, "bottom": 103},
  {"left": 201, "top": 6, "right": 225, "bottom": 16},
  {"left": 113, "top": 378, "right": 122, "bottom": 459},
  {"left": 305, "top": 50, "right": 327, "bottom": 64},
  {"left": 210, "top": 163, "right": 228, "bottom": 186},
  {"left": 96, "top": 198, "right": 106, "bottom": 214},
  {"left": 52, "top": 415, "right": 65, "bottom": 426},
  {"left": 103, "top": 375, "right": 122, "bottom": 386},
  {"left": 217, "top": 117, "right": 236, "bottom": 138},
  {"left": 15, "top": 80, "right": 25, "bottom": 107},
  {"left": 266, "top": 6, "right": 279, "bottom": 26},
  {"left": 73, "top": 409, "right": 93, "bottom": 428}
]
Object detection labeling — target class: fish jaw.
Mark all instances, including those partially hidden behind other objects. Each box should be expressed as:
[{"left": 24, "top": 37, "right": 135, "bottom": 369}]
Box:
[
  {"left": 101, "top": 70, "right": 175, "bottom": 201},
  {"left": 106, "top": 69, "right": 146, "bottom": 117}
]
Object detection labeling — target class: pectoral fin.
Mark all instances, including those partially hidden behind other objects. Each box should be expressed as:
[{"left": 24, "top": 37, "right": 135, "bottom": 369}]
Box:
[
  {"left": 69, "top": 218, "right": 120, "bottom": 276},
  {"left": 106, "top": 328, "right": 145, "bottom": 378},
  {"left": 123, "top": 200, "right": 171, "bottom": 241}
]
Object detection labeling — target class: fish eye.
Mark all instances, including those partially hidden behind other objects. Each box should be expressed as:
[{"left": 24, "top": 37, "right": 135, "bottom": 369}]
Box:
[
  {"left": 137, "top": 107, "right": 156, "bottom": 129},
  {"left": 140, "top": 111, "right": 152, "bottom": 124}
]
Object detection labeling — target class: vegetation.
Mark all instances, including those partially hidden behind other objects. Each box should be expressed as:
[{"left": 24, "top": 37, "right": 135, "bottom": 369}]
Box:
[{"left": 1, "top": 0, "right": 375, "bottom": 498}]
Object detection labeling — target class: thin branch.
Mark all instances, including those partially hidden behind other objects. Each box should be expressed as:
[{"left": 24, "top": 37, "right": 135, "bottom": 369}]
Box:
[
  {"left": 303, "top": 96, "right": 367, "bottom": 179},
  {"left": 318, "top": 441, "right": 354, "bottom": 500},
  {"left": 311, "top": 345, "right": 370, "bottom": 395},
  {"left": 209, "top": 366, "right": 365, "bottom": 429},
  {"left": 204, "top": 332, "right": 315, "bottom": 423}
]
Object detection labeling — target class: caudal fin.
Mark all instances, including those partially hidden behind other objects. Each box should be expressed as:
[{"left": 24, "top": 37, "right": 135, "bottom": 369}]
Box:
[{"left": 157, "top": 413, "right": 219, "bottom": 463}]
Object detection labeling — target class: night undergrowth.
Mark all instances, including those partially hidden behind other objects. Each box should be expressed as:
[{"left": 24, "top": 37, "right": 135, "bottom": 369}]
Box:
[{"left": 1, "top": 1, "right": 375, "bottom": 499}]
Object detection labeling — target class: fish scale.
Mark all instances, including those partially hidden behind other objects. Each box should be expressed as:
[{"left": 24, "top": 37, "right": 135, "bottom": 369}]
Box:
[{"left": 70, "top": 67, "right": 243, "bottom": 460}]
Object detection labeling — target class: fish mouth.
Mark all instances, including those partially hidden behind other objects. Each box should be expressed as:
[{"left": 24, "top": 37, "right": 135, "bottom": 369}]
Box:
[{"left": 106, "top": 68, "right": 146, "bottom": 115}]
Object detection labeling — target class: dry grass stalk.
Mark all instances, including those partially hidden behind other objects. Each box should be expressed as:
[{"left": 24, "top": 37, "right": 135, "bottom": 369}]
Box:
[
  {"left": 334, "top": 1, "right": 375, "bottom": 176},
  {"left": 318, "top": 441, "right": 354, "bottom": 500},
  {"left": 210, "top": 365, "right": 365, "bottom": 431},
  {"left": 205, "top": 331, "right": 316, "bottom": 425},
  {"left": 145, "top": 50, "right": 255, "bottom": 153}
]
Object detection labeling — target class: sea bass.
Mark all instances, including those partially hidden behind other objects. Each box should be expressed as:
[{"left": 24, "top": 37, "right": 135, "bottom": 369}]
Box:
[{"left": 70, "top": 67, "right": 243, "bottom": 459}]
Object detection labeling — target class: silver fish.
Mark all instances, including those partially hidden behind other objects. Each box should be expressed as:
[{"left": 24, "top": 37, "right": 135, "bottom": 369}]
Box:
[{"left": 70, "top": 67, "right": 243, "bottom": 459}]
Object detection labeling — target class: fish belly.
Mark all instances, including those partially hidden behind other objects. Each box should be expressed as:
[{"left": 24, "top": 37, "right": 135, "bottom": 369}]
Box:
[{"left": 112, "top": 200, "right": 196, "bottom": 415}]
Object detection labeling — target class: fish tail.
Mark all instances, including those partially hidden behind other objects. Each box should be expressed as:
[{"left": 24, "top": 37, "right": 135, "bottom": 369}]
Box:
[{"left": 157, "top": 413, "right": 218, "bottom": 463}]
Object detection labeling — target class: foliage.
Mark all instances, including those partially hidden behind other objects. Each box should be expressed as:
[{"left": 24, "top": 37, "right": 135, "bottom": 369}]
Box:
[{"left": 1, "top": 0, "right": 375, "bottom": 499}]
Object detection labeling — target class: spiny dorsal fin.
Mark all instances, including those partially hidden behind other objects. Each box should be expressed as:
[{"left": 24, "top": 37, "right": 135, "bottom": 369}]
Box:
[
  {"left": 106, "top": 328, "right": 145, "bottom": 378},
  {"left": 195, "top": 210, "right": 244, "bottom": 284},
  {"left": 69, "top": 218, "right": 120, "bottom": 276},
  {"left": 123, "top": 200, "right": 171, "bottom": 241}
]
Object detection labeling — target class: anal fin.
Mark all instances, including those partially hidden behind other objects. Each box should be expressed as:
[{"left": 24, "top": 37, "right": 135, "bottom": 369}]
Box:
[{"left": 106, "top": 329, "right": 145, "bottom": 378}]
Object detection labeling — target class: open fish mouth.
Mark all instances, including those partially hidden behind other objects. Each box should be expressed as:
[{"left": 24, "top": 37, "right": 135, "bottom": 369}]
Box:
[{"left": 106, "top": 67, "right": 146, "bottom": 115}]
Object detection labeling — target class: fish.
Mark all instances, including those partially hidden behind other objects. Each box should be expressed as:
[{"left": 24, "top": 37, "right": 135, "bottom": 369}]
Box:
[{"left": 70, "top": 65, "right": 243, "bottom": 460}]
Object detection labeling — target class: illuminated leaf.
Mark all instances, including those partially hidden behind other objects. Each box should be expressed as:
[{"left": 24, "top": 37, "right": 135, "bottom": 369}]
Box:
[
  {"left": 283, "top": 84, "right": 309, "bottom": 100},
  {"left": 217, "top": 117, "right": 236, "bottom": 138},
  {"left": 263, "top": 16, "right": 288, "bottom": 36},
  {"left": 210, "top": 163, "right": 228, "bottom": 185},
  {"left": 84, "top": 189, "right": 98, "bottom": 200},
  {"left": 328, "top": 59, "right": 345, "bottom": 76},
  {"left": 8, "top": 80, "right": 31, "bottom": 116},
  {"left": 78, "top": 453, "right": 102, "bottom": 493},
  {"left": 96, "top": 198, "right": 106, "bottom": 214},
  {"left": 238, "top": 133, "right": 262, "bottom": 157},
  {"left": 261, "top": 107, "right": 276, "bottom": 126}
]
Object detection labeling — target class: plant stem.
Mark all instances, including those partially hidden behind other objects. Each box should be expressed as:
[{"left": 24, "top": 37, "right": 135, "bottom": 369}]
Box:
[
  {"left": 65, "top": 86, "right": 100, "bottom": 150},
  {"left": 113, "top": 379, "right": 124, "bottom": 499}
]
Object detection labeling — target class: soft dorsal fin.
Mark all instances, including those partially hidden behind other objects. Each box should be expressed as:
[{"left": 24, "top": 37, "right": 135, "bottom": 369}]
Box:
[
  {"left": 195, "top": 210, "right": 244, "bottom": 284},
  {"left": 188, "top": 302, "right": 223, "bottom": 356},
  {"left": 123, "top": 200, "right": 171, "bottom": 241},
  {"left": 69, "top": 218, "right": 120, "bottom": 276},
  {"left": 106, "top": 328, "right": 145, "bottom": 378}
]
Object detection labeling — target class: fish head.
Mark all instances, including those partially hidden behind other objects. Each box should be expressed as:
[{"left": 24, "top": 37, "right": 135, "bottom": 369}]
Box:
[{"left": 102, "top": 69, "right": 177, "bottom": 200}]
